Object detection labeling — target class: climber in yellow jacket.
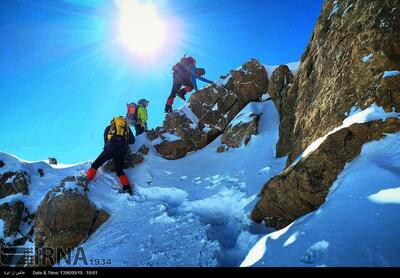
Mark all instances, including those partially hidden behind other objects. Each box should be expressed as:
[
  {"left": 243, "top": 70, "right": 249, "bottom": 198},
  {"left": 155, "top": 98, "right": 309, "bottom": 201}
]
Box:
[{"left": 135, "top": 99, "right": 149, "bottom": 136}]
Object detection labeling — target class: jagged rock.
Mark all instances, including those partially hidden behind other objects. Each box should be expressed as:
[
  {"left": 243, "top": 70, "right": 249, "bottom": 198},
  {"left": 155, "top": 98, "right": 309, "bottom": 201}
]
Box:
[
  {"left": 0, "top": 160, "right": 5, "bottom": 168},
  {"left": 0, "top": 171, "right": 29, "bottom": 198},
  {"left": 251, "top": 118, "right": 400, "bottom": 229},
  {"left": 221, "top": 113, "right": 261, "bottom": 148},
  {"left": 0, "top": 201, "right": 24, "bottom": 237},
  {"left": 48, "top": 157, "right": 58, "bottom": 165},
  {"left": 268, "top": 65, "right": 294, "bottom": 114},
  {"left": 37, "top": 169, "right": 45, "bottom": 177},
  {"left": 267, "top": 65, "right": 295, "bottom": 157},
  {"left": 103, "top": 148, "right": 144, "bottom": 172},
  {"left": 152, "top": 112, "right": 210, "bottom": 160},
  {"left": 151, "top": 59, "right": 268, "bottom": 159},
  {"left": 190, "top": 59, "right": 267, "bottom": 133},
  {"left": 276, "top": 0, "right": 400, "bottom": 164},
  {"left": 216, "top": 145, "right": 227, "bottom": 153},
  {"left": 155, "top": 139, "right": 188, "bottom": 160},
  {"left": 35, "top": 175, "right": 109, "bottom": 266}
]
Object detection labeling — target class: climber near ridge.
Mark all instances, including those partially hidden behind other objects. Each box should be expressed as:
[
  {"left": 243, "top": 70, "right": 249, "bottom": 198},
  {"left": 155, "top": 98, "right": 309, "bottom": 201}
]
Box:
[
  {"left": 126, "top": 99, "right": 150, "bottom": 136},
  {"left": 164, "top": 55, "right": 214, "bottom": 113},
  {"left": 135, "top": 99, "right": 149, "bottom": 136},
  {"left": 86, "top": 116, "right": 135, "bottom": 195}
]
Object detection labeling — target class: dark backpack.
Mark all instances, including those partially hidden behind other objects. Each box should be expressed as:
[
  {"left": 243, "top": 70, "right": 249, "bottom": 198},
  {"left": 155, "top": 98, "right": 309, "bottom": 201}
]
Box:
[{"left": 173, "top": 55, "right": 196, "bottom": 83}]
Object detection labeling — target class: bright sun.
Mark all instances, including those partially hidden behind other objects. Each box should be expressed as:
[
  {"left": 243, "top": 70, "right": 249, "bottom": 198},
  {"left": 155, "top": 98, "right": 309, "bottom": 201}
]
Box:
[{"left": 117, "top": 0, "right": 166, "bottom": 55}]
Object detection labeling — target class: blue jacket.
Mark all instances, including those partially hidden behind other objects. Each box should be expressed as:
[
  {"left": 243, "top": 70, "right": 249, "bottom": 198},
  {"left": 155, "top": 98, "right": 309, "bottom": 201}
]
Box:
[{"left": 190, "top": 65, "right": 213, "bottom": 91}]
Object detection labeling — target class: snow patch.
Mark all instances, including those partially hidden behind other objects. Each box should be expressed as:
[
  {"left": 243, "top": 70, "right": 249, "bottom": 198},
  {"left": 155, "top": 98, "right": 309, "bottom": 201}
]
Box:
[
  {"left": 383, "top": 70, "right": 400, "bottom": 79},
  {"left": 152, "top": 133, "right": 182, "bottom": 145},
  {"left": 368, "top": 187, "right": 400, "bottom": 205},
  {"left": 240, "top": 223, "right": 294, "bottom": 267},
  {"left": 342, "top": 3, "right": 353, "bottom": 17},
  {"left": 215, "top": 75, "right": 232, "bottom": 87},
  {"left": 361, "top": 53, "right": 373, "bottom": 63},
  {"left": 301, "top": 241, "right": 330, "bottom": 264},
  {"left": 328, "top": 1, "right": 339, "bottom": 19},
  {"left": 283, "top": 231, "right": 299, "bottom": 247}
]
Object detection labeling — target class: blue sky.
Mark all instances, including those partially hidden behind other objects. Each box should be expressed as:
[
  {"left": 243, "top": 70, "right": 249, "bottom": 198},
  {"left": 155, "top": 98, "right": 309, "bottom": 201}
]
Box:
[{"left": 0, "top": 0, "right": 324, "bottom": 164}]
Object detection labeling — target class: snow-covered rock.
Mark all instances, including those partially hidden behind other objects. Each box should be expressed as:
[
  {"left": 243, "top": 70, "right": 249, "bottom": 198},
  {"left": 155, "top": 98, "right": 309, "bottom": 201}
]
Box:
[{"left": 35, "top": 175, "right": 109, "bottom": 266}]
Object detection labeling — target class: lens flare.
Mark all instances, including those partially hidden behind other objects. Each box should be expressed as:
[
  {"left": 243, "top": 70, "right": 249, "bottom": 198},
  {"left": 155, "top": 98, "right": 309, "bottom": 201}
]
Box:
[{"left": 117, "top": 0, "right": 166, "bottom": 55}]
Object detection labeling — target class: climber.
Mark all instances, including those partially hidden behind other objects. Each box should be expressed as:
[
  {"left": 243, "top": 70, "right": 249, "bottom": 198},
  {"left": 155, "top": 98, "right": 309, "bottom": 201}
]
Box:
[
  {"left": 164, "top": 55, "right": 214, "bottom": 113},
  {"left": 85, "top": 116, "right": 135, "bottom": 195},
  {"left": 135, "top": 99, "right": 149, "bottom": 136}
]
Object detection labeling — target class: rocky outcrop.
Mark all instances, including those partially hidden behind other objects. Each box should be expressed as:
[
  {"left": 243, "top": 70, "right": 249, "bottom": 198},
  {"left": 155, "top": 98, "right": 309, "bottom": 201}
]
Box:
[
  {"left": 34, "top": 175, "right": 109, "bottom": 266},
  {"left": 267, "top": 66, "right": 296, "bottom": 157},
  {"left": 251, "top": 118, "right": 400, "bottom": 229},
  {"left": 0, "top": 171, "right": 29, "bottom": 198},
  {"left": 221, "top": 113, "right": 261, "bottom": 148},
  {"left": 0, "top": 201, "right": 24, "bottom": 237},
  {"left": 268, "top": 65, "right": 294, "bottom": 114},
  {"left": 103, "top": 146, "right": 148, "bottom": 173},
  {"left": 149, "top": 112, "right": 210, "bottom": 160},
  {"left": 48, "top": 157, "right": 58, "bottom": 165},
  {"left": 251, "top": 0, "right": 400, "bottom": 229},
  {"left": 0, "top": 160, "right": 5, "bottom": 168},
  {"left": 149, "top": 59, "right": 268, "bottom": 159},
  {"left": 276, "top": 0, "right": 400, "bottom": 164}
]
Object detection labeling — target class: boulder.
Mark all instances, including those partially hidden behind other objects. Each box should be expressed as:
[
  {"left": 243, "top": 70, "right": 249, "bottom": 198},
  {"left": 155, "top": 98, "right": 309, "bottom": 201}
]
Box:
[
  {"left": 221, "top": 113, "right": 261, "bottom": 148},
  {"left": 0, "top": 201, "right": 24, "bottom": 237},
  {"left": 251, "top": 118, "right": 400, "bottom": 229},
  {"left": 275, "top": 0, "right": 400, "bottom": 164},
  {"left": 152, "top": 112, "right": 210, "bottom": 160},
  {"left": 34, "top": 175, "right": 109, "bottom": 266},
  {"left": 48, "top": 157, "right": 58, "bottom": 165},
  {"left": 216, "top": 145, "right": 227, "bottom": 153},
  {"left": 37, "top": 169, "right": 45, "bottom": 177},
  {"left": 0, "top": 171, "right": 29, "bottom": 198},
  {"left": 0, "top": 160, "right": 4, "bottom": 168}
]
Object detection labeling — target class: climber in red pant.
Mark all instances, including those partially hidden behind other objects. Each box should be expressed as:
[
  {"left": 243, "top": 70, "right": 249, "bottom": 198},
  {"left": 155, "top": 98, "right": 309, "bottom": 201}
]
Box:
[
  {"left": 165, "top": 55, "right": 213, "bottom": 113},
  {"left": 86, "top": 116, "right": 135, "bottom": 195}
]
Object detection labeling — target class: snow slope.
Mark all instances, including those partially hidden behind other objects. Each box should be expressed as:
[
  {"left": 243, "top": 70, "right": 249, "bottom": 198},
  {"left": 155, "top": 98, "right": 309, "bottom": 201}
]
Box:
[
  {"left": 52, "top": 99, "right": 283, "bottom": 267},
  {"left": 242, "top": 121, "right": 400, "bottom": 267}
]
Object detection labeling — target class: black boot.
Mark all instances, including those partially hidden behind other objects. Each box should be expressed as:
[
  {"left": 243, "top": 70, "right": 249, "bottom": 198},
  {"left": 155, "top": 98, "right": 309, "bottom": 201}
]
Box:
[
  {"left": 177, "top": 89, "right": 186, "bottom": 101},
  {"left": 164, "top": 104, "right": 172, "bottom": 113},
  {"left": 122, "top": 185, "right": 133, "bottom": 195}
]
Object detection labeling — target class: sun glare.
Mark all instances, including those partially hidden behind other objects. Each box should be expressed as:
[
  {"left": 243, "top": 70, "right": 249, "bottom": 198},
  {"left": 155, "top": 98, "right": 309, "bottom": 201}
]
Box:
[{"left": 117, "top": 0, "right": 166, "bottom": 55}]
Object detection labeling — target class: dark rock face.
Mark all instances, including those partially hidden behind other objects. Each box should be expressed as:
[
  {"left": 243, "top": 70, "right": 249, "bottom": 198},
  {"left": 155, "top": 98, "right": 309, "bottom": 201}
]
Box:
[
  {"left": 251, "top": 0, "right": 400, "bottom": 229},
  {"left": 0, "top": 171, "right": 29, "bottom": 198},
  {"left": 0, "top": 201, "right": 25, "bottom": 237},
  {"left": 221, "top": 114, "right": 261, "bottom": 148},
  {"left": 0, "top": 160, "right": 5, "bottom": 168},
  {"left": 276, "top": 0, "right": 400, "bottom": 164},
  {"left": 34, "top": 175, "right": 109, "bottom": 266},
  {"left": 251, "top": 118, "right": 400, "bottom": 229},
  {"left": 150, "top": 59, "right": 268, "bottom": 159}
]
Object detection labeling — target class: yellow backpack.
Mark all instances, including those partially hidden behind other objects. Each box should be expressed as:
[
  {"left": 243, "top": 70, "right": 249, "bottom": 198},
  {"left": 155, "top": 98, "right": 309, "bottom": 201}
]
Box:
[{"left": 107, "top": 116, "right": 128, "bottom": 142}]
